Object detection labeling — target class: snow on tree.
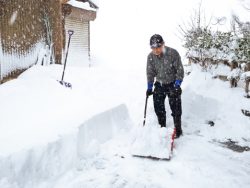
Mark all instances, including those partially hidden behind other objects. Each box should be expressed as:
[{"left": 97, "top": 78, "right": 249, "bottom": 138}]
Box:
[{"left": 180, "top": 7, "right": 250, "bottom": 69}]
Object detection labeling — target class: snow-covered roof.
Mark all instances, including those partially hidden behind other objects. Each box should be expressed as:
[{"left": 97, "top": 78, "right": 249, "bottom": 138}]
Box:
[{"left": 67, "top": 0, "right": 98, "bottom": 11}]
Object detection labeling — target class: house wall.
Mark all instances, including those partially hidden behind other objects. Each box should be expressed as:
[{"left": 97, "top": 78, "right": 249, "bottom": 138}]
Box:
[
  {"left": 62, "top": 4, "right": 96, "bottom": 65},
  {"left": 64, "top": 17, "right": 90, "bottom": 65},
  {"left": 62, "top": 4, "right": 96, "bottom": 50},
  {"left": 0, "top": 0, "right": 45, "bottom": 54},
  {"left": 0, "top": 0, "right": 64, "bottom": 81},
  {"left": 0, "top": 0, "right": 45, "bottom": 80}
]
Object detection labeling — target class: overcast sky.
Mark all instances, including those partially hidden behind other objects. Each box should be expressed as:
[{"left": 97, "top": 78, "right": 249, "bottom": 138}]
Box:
[{"left": 91, "top": 0, "right": 250, "bottom": 67}]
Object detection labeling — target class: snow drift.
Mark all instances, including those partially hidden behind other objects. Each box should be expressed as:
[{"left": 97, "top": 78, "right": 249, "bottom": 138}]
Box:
[
  {"left": 77, "top": 104, "right": 132, "bottom": 158},
  {"left": 0, "top": 104, "right": 132, "bottom": 188}
]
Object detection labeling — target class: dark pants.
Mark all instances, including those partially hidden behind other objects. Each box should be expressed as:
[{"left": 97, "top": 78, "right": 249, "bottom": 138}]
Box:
[{"left": 153, "top": 82, "right": 182, "bottom": 128}]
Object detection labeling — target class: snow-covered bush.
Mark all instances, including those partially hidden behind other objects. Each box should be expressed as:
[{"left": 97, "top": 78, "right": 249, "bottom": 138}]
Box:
[
  {"left": 183, "top": 13, "right": 250, "bottom": 68},
  {"left": 185, "top": 27, "right": 213, "bottom": 64},
  {"left": 235, "top": 36, "right": 250, "bottom": 62},
  {"left": 227, "top": 68, "right": 241, "bottom": 80},
  {"left": 212, "top": 31, "right": 236, "bottom": 61}
]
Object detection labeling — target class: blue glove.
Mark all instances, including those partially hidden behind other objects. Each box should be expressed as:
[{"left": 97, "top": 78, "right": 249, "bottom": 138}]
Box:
[
  {"left": 147, "top": 82, "right": 153, "bottom": 90},
  {"left": 174, "top": 80, "right": 182, "bottom": 88},
  {"left": 146, "top": 82, "right": 154, "bottom": 96}
]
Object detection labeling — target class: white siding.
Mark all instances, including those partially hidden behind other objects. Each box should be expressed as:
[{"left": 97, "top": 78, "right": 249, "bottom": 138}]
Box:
[{"left": 65, "top": 17, "right": 89, "bottom": 66}]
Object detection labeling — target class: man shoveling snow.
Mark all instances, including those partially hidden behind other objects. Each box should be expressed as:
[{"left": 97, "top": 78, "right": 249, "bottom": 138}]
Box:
[
  {"left": 146, "top": 34, "right": 184, "bottom": 138},
  {"left": 131, "top": 34, "right": 184, "bottom": 160}
]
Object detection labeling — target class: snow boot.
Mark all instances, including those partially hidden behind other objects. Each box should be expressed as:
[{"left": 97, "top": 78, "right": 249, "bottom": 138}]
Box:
[
  {"left": 158, "top": 117, "right": 166, "bottom": 128},
  {"left": 175, "top": 128, "right": 183, "bottom": 138},
  {"left": 174, "top": 117, "right": 182, "bottom": 138}
]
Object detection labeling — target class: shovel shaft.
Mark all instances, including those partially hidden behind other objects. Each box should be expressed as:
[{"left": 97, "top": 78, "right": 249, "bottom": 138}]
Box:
[
  {"left": 143, "top": 95, "right": 149, "bottom": 126},
  {"left": 61, "top": 30, "right": 74, "bottom": 81}
]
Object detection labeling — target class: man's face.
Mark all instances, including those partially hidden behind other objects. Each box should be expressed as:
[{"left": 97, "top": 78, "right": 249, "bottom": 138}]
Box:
[{"left": 151, "top": 44, "right": 164, "bottom": 56}]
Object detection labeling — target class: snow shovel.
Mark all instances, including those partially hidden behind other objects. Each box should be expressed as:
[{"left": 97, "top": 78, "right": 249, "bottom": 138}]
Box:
[
  {"left": 58, "top": 30, "right": 74, "bottom": 88},
  {"left": 131, "top": 94, "right": 176, "bottom": 160}
]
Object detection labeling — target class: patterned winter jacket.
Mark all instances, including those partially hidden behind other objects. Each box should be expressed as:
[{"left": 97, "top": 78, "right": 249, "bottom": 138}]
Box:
[{"left": 147, "top": 46, "right": 184, "bottom": 84}]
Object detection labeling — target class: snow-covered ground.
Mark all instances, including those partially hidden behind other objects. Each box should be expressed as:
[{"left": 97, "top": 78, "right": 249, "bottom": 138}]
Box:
[
  {"left": 1, "top": 0, "right": 250, "bottom": 187},
  {"left": 0, "top": 64, "right": 250, "bottom": 188}
]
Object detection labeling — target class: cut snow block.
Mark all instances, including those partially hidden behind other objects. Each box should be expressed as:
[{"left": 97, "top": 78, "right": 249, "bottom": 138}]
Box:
[
  {"left": 131, "top": 127, "right": 174, "bottom": 160},
  {"left": 77, "top": 104, "right": 132, "bottom": 158}
]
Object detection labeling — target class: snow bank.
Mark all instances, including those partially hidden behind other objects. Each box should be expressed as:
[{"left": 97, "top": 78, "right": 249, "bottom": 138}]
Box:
[
  {"left": 0, "top": 64, "right": 144, "bottom": 157},
  {"left": 182, "top": 64, "right": 250, "bottom": 140},
  {"left": 0, "top": 134, "right": 78, "bottom": 188},
  {"left": 210, "top": 63, "right": 231, "bottom": 76},
  {"left": 0, "top": 104, "right": 132, "bottom": 187},
  {"left": 77, "top": 104, "right": 132, "bottom": 158}
]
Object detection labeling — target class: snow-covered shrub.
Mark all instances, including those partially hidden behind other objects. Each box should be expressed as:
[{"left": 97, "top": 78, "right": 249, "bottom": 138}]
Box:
[
  {"left": 185, "top": 27, "right": 213, "bottom": 63},
  {"left": 227, "top": 68, "right": 241, "bottom": 80},
  {"left": 235, "top": 36, "right": 250, "bottom": 62},
  {"left": 183, "top": 13, "right": 250, "bottom": 70},
  {"left": 212, "top": 31, "right": 236, "bottom": 61}
]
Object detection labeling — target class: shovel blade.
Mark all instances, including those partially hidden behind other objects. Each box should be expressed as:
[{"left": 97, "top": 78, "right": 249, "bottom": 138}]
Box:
[
  {"left": 133, "top": 154, "right": 171, "bottom": 161},
  {"left": 58, "top": 80, "right": 72, "bottom": 88}
]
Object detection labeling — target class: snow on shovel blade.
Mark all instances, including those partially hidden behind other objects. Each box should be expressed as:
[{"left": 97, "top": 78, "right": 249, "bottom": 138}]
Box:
[
  {"left": 131, "top": 126, "right": 175, "bottom": 160},
  {"left": 58, "top": 80, "right": 72, "bottom": 88}
]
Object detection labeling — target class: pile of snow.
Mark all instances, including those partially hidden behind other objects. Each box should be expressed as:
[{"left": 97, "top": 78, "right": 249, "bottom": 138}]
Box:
[
  {"left": 77, "top": 104, "right": 132, "bottom": 158},
  {"left": 0, "top": 104, "right": 132, "bottom": 187},
  {"left": 210, "top": 63, "right": 231, "bottom": 76},
  {"left": 0, "top": 65, "right": 140, "bottom": 156},
  {"left": 182, "top": 65, "right": 250, "bottom": 138}
]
